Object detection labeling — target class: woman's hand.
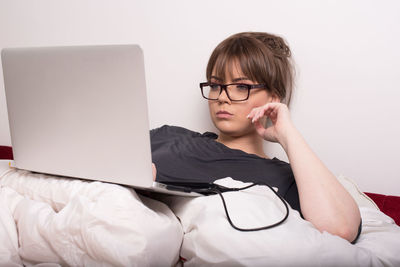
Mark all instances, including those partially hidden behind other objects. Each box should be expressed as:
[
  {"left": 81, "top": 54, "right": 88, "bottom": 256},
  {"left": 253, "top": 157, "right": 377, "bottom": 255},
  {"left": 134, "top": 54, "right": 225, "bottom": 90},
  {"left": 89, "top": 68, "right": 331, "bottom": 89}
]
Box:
[
  {"left": 247, "top": 102, "right": 295, "bottom": 147},
  {"left": 152, "top": 163, "right": 157, "bottom": 181}
]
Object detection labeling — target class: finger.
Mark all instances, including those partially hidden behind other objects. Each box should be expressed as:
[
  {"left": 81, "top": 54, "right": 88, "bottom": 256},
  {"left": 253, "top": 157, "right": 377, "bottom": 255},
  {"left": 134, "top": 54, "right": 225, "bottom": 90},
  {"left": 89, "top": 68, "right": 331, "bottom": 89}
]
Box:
[
  {"left": 256, "top": 108, "right": 266, "bottom": 121},
  {"left": 152, "top": 163, "right": 157, "bottom": 181},
  {"left": 263, "top": 104, "right": 276, "bottom": 117},
  {"left": 265, "top": 108, "right": 273, "bottom": 118},
  {"left": 248, "top": 103, "right": 276, "bottom": 121},
  {"left": 247, "top": 105, "right": 263, "bottom": 119},
  {"left": 247, "top": 108, "right": 257, "bottom": 120},
  {"left": 252, "top": 108, "right": 265, "bottom": 123},
  {"left": 254, "top": 120, "right": 266, "bottom": 137},
  {"left": 267, "top": 104, "right": 279, "bottom": 118},
  {"left": 255, "top": 105, "right": 273, "bottom": 122}
]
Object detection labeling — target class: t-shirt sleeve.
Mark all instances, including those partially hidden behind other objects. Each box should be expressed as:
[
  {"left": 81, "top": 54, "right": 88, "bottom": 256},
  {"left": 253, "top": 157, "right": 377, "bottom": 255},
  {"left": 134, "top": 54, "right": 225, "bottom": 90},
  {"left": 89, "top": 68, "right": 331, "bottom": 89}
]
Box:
[
  {"left": 351, "top": 219, "right": 362, "bottom": 244},
  {"left": 284, "top": 181, "right": 302, "bottom": 216},
  {"left": 150, "top": 125, "right": 164, "bottom": 139}
]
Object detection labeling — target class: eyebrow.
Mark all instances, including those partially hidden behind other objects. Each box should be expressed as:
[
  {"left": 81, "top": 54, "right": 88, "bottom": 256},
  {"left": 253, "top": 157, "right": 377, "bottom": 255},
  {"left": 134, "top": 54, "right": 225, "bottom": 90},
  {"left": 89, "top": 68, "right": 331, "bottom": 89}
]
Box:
[
  {"left": 210, "top": 76, "right": 251, "bottom": 83},
  {"left": 210, "top": 76, "right": 222, "bottom": 82},
  {"left": 232, "top": 77, "right": 251, "bottom": 82}
]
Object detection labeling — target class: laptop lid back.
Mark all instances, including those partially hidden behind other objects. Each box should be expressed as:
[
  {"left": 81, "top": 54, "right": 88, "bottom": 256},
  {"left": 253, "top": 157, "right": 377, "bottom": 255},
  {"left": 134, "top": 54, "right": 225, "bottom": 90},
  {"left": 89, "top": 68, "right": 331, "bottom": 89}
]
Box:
[{"left": 2, "top": 44, "right": 154, "bottom": 188}]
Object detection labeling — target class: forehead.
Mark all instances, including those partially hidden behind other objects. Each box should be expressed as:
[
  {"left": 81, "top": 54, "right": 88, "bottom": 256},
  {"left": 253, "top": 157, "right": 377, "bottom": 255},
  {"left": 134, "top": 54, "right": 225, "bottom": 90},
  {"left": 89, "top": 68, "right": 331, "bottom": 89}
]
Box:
[{"left": 211, "top": 59, "right": 248, "bottom": 82}]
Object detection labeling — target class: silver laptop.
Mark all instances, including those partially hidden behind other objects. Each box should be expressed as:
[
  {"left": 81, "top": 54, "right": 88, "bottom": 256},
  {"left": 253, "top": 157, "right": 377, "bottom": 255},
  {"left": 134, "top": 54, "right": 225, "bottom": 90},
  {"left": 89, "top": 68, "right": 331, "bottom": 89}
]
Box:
[{"left": 2, "top": 44, "right": 200, "bottom": 196}]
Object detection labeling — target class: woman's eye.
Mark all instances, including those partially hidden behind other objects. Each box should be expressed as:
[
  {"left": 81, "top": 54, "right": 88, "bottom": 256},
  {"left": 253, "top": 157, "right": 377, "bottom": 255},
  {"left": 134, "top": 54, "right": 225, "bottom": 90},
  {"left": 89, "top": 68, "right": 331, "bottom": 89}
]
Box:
[
  {"left": 210, "top": 84, "right": 220, "bottom": 90},
  {"left": 236, "top": 84, "right": 249, "bottom": 90}
]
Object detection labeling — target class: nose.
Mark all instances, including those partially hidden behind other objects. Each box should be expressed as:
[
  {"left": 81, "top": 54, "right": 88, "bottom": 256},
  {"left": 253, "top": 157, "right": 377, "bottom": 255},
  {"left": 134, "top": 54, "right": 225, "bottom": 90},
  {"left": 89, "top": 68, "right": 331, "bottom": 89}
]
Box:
[{"left": 217, "top": 88, "right": 231, "bottom": 104}]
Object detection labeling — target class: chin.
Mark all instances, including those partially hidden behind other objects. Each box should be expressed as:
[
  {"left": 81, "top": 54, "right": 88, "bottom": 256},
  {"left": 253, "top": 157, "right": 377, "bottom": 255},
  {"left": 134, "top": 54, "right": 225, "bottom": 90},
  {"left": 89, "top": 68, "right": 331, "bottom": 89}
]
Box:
[{"left": 213, "top": 119, "right": 254, "bottom": 138}]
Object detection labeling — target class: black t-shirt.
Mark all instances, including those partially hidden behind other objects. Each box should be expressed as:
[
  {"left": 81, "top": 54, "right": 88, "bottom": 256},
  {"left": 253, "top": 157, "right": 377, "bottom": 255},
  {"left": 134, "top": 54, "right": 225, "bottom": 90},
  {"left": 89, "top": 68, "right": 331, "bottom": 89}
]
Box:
[{"left": 150, "top": 125, "right": 301, "bottom": 213}]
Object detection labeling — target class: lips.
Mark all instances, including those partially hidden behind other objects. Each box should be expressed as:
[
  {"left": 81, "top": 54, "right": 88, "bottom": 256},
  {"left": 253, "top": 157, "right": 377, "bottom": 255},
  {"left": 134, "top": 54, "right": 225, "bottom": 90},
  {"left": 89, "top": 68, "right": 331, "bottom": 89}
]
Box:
[{"left": 216, "top": 110, "right": 233, "bottom": 119}]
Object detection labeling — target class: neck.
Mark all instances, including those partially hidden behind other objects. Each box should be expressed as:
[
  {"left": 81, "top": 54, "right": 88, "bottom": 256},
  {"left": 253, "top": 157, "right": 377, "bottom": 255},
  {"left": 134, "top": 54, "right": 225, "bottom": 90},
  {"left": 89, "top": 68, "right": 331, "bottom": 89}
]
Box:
[{"left": 216, "top": 131, "right": 269, "bottom": 159}]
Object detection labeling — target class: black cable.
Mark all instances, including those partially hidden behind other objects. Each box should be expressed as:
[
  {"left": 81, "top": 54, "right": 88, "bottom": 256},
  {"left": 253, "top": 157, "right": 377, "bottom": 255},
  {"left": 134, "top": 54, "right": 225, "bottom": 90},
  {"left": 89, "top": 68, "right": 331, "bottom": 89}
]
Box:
[{"left": 197, "top": 182, "right": 289, "bottom": 232}]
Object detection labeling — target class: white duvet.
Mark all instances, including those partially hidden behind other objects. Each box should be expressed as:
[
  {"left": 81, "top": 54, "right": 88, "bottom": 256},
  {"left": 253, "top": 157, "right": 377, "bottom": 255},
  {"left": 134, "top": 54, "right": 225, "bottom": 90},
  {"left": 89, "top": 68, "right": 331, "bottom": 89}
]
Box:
[{"left": 1, "top": 160, "right": 399, "bottom": 267}]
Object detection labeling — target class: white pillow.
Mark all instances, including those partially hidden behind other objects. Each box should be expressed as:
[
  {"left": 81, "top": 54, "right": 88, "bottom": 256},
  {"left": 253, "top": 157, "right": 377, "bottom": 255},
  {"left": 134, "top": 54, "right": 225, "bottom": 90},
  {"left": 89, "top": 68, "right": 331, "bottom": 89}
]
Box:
[{"left": 336, "top": 174, "right": 379, "bottom": 210}]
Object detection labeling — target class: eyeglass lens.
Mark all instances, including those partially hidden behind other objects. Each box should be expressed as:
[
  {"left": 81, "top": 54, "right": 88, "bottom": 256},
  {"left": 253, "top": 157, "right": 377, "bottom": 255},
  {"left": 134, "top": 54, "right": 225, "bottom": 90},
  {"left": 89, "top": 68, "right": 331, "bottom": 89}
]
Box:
[{"left": 202, "top": 84, "right": 249, "bottom": 101}]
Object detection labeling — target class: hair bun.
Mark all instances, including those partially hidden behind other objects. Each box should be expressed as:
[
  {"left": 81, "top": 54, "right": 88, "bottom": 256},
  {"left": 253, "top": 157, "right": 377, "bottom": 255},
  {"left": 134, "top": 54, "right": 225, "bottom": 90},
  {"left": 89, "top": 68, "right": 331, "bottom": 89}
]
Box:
[{"left": 265, "top": 37, "right": 291, "bottom": 57}]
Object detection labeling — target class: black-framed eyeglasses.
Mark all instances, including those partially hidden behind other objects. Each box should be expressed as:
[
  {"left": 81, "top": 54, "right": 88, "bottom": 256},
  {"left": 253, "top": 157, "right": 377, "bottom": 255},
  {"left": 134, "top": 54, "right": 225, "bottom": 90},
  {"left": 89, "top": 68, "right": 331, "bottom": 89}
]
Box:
[{"left": 199, "top": 82, "right": 267, "bottom": 102}]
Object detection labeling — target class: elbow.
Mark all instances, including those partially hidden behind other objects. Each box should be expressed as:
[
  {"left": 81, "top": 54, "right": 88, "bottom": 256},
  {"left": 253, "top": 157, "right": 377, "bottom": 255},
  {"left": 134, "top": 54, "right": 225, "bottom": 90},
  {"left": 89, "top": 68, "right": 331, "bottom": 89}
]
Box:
[
  {"left": 335, "top": 212, "right": 362, "bottom": 243},
  {"left": 334, "top": 224, "right": 360, "bottom": 243},
  {"left": 321, "top": 218, "right": 361, "bottom": 243},
  {"left": 307, "top": 214, "right": 361, "bottom": 243}
]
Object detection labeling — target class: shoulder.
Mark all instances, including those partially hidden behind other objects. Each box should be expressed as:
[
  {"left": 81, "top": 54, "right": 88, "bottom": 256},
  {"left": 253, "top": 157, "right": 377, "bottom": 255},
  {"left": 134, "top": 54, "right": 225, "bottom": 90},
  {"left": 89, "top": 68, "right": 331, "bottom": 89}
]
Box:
[
  {"left": 270, "top": 157, "right": 291, "bottom": 168},
  {"left": 269, "top": 158, "right": 295, "bottom": 179},
  {"left": 150, "top": 125, "right": 202, "bottom": 139}
]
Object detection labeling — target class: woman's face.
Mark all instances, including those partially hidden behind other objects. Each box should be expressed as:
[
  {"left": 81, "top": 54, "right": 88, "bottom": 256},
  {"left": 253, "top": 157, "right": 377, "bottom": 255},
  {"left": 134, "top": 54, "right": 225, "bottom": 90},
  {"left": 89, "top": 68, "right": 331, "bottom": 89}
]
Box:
[{"left": 208, "top": 61, "right": 277, "bottom": 137}]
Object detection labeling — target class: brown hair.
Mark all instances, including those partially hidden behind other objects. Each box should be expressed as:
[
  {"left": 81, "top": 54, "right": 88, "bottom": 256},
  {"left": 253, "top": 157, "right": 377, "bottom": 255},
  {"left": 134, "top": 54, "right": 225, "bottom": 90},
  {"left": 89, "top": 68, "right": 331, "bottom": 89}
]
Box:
[{"left": 206, "top": 32, "right": 295, "bottom": 106}]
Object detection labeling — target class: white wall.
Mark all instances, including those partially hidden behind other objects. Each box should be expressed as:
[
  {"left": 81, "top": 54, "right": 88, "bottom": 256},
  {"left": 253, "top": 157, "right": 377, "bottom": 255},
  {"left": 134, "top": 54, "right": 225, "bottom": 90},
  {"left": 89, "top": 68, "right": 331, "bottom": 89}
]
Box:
[{"left": 1, "top": 0, "right": 399, "bottom": 195}]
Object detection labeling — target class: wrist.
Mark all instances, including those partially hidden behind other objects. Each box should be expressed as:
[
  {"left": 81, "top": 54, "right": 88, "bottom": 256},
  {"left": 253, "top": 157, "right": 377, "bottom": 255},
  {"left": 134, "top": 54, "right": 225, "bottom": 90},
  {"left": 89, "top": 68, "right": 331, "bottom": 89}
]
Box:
[{"left": 279, "top": 124, "right": 301, "bottom": 152}]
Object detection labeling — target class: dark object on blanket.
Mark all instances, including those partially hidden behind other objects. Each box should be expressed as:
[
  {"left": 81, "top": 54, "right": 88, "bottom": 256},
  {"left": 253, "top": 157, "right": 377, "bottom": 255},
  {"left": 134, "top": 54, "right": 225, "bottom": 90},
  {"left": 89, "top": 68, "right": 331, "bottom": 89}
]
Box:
[
  {"left": 0, "top": 145, "right": 399, "bottom": 226},
  {"left": 178, "top": 181, "right": 290, "bottom": 232},
  {"left": 0, "top": 145, "right": 13, "bottom": 160}
]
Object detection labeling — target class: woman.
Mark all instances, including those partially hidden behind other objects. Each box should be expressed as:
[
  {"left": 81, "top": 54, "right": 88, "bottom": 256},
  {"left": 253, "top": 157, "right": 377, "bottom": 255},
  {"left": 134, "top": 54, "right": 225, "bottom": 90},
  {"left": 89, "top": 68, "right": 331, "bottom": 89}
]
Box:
[{"left": 151, "top": 32, "right": 361, "bottom": 243}]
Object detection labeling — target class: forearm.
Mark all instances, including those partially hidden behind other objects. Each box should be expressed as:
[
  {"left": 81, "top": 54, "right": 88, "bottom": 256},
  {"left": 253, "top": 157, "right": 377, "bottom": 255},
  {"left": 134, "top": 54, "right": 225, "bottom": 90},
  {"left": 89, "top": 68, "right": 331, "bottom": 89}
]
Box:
[
  {"left": 281, "top": 126, "right": 361, "bottom": 242},
  {"left": 248, "top": 102, "right": 361, "bottom": 241}
]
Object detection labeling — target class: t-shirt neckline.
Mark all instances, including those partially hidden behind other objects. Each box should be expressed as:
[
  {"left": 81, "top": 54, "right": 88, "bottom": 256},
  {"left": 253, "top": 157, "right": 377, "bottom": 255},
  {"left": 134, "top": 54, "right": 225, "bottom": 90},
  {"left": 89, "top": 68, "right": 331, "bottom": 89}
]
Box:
[{"left": 204, "top": 131, "right": 278, "bottom": 161}]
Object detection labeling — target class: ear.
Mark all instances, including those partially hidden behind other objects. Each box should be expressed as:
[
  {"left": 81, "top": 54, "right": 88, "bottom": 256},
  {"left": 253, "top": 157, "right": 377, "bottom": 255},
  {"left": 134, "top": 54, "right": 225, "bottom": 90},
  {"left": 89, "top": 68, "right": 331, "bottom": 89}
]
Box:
[{"left": 269, "top": 93, "right": 281, "bottom": 103}]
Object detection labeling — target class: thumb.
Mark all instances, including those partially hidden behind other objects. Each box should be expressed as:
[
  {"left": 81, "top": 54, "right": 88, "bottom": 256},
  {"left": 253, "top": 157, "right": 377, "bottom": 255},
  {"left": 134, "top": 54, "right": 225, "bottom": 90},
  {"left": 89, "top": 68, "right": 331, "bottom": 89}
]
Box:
[
  {"left": 254, "top": 120, "right": 266, "bottom": 137},
  {"left": 254, "top": 120, "right": 277, "bottom": 142}
]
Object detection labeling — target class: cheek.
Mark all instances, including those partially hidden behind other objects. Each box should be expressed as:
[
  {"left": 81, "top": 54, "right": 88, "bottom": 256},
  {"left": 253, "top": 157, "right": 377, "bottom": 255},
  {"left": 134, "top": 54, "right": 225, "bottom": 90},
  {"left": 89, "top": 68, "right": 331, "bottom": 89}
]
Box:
[
  {"left": 238, "top": 104, "right": 253, "bottom": 117},
  {"left": 208, "top": 101, "right": 215, "bottom": 113},
  {"left": 208, "top": 101, "right": 218, "bottom": 120},
  {"left": 243, "top": 98, "right": 268, "bottom": 115},
  {"left": 247, "top": 92, "right": 271, "bottom": 110}
]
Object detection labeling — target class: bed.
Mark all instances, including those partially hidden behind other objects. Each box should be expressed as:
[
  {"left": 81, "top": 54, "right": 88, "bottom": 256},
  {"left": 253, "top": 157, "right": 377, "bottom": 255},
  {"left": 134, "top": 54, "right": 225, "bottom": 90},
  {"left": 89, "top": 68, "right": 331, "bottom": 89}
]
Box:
[{"left": 1, "top": 145, "right": 400, "bottom": 266}]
